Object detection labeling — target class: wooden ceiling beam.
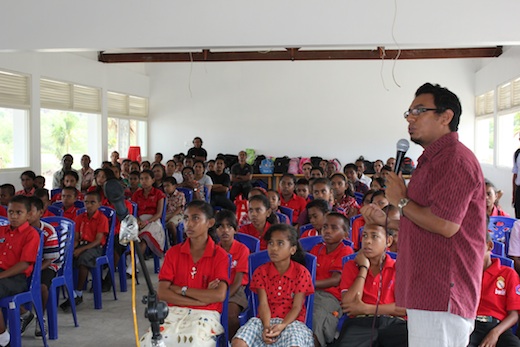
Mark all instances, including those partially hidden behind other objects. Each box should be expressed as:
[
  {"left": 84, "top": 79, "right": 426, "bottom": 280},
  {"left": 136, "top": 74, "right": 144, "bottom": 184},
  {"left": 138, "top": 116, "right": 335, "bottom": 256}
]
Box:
[{"left": 98, "top": 46, "right": 503, "bottom": 63}]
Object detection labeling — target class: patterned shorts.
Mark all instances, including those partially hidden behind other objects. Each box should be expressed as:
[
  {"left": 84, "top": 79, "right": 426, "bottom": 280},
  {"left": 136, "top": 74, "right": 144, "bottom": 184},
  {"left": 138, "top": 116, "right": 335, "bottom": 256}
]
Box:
[{"left": 234, "top": 317, "right": 313, "bottom": 347}]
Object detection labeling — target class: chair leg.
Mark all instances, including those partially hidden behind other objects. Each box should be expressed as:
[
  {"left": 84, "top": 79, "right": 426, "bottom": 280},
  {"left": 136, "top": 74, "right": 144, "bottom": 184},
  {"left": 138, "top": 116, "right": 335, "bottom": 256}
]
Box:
[
  {"left": 91, "top": 267, "right": 103, "bottom": 310},
  {"left": 118, "top": 254, "right": 128, "bottom": 292},
  {"left": 108, "top": 264, "right": 118, "bottom": 301},
  {"left": 7, "top": 307, "right": 22, "bottom": 347},
  {"left": 47, "top": 284, "right": 59, "bottom": 340},
  {"left": 32, "top": 297, "right": 49, "bottom": 347}
]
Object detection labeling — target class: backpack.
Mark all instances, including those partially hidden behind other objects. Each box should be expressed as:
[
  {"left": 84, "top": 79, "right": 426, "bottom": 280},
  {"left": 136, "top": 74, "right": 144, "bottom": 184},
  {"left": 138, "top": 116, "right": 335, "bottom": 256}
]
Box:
[
  {"left": 253, "top": 155, "right": 266, "bottom": 174},
  {"left": 259, "top": 158, "right": 274, "bottom": 174},
  {"left": 299, "top": 157, "right": 311, "bottom": 173},
  {"left": 274, "top": 156, "right": 290, "bottom": 174},
  {"left": 310, "top": 156, "right": 323, "bottom": 168},
  {"left": 245, "top": 148, "right": 256, "bottom": 165},
  {"left": 288, "top": 158, "right": 300, "bottom": 174},
  {"left": 223, "top": 154, "right": 238, "bottom": 169},
  {"left": 401, "top": 157, "right": 415, "bottom": 175}
]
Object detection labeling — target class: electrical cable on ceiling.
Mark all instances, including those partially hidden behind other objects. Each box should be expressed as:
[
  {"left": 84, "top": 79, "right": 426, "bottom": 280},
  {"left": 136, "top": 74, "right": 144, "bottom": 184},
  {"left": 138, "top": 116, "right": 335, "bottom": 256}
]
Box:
[
  {"left": 391, "top": 0, "right": 401, "bottom": 88},
  {"left": 380, "top": 47, "right": 390, "bottom": 92}
]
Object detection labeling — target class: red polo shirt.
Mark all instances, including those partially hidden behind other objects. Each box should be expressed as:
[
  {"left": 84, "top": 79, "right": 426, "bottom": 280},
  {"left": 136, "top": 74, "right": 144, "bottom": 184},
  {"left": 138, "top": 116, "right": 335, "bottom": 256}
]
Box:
[
  {"left": 340, "top": 256, "right": 396, "bottom": 314},
  {"left": 220, "top": 240, "right": 249, "bottom": 286},
  {"left": 132, "top": 187, "right": 165, "bottom": 216},
  {"left": 62, "top": 206, "right": 80, "bottom": 221},
  {"left": 310, "top": 242, "right": 353, "bottom": 300},
  {"left": 0, "top": 206, "right": 6, "bottom": 218},
  {"left": 396, "top": 132, "right": 486, "bottom": 319},
  {"left": 0, "top": 222, "right": 40, "bottom": 277},
  {"left": 15, "top": 187, "right": 35, "bottom": 197},
  {"left": 280, "top": 193, "right": 307, "bottom": 224},
  {"left": 239, "top": 222, "right": 271, "bottom": 250},
  {"left": 51, "top": 189, "right": 84, "bottom": 203},
  {"left": 159, "top": 237, "right": 230, "bottom": 312},
  {"left": 251, "top": 261, "right": 314, "bottom": 322},
  {"left": 351, "top": 216, "right": 365, "bottom": 251},
  {"left": 476, "top": 258, "right": 520, "bottom": 321},
  {"left": 75, "top": 210, "right": 109, "bottom": 246}
]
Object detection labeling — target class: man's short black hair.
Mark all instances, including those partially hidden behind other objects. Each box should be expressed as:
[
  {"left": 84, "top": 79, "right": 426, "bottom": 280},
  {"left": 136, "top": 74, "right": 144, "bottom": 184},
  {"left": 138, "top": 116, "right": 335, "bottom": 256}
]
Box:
[{"left": 415, "top": 83, "right": 462, "bottom": 132}]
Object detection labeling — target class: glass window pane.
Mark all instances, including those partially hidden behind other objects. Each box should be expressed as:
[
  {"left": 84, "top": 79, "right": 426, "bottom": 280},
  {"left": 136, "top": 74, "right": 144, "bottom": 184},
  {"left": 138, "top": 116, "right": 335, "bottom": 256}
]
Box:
[
  {"left": 107, "top": 117, "right": 147, "bottom": 159},
  {"left": 0, "top": 107, "right": 28, "bottom": 169},
  {"left": 475, "top": 117, "right": 494, "bottom": 165},
  {"left": 497, "top": 111, "right": 520, "bottom": 167}
]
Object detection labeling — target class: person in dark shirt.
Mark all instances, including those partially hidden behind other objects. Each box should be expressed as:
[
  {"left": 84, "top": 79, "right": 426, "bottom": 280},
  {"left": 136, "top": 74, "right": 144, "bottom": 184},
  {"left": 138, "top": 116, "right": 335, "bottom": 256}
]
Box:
[
  {"left": 186, "top": 136, "right": 207, "bottom": 161},
  {"left": 230, "top": 151, "right": 253, "bottom": 202},
  {"left": 208, "top": 157, "right": 236, "bottom": 212}
]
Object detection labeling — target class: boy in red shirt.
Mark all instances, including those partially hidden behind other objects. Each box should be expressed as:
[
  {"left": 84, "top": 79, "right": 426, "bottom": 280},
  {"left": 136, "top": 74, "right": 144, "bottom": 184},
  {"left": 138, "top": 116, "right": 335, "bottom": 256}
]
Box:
[
  {"left": 468, "top": 231, "right": 520, "bottom": 347},
  {"left": 60, "top": 191, "right": 108, "bottom": 311},
  {"left": 60, "top": 187, "right": 80, "bottom": 220},
  {"left": 0, "top": 195, "right": 40, "bottom": 347},
  {"left": 310, "top": 212, "right": 353, "bottom": 347},
  {"left": 279, "top": 174, "right": 307, "bottom": 224}
]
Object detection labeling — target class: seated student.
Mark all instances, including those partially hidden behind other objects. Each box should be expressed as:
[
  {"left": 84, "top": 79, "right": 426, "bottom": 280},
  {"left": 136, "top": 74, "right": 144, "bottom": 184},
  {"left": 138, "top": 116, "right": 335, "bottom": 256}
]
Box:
[
  {"left": 239, "top": 195, "right": 276, "bottom": 251},
  {"left": 124, "top": 170, "right": 141, "bottom": 199},
  {"left": 332, "top": 224, "right": 408, "bottom": 347},
  {"left": 230, "top": 151, "right": 253, "bottom": 202},
  {"left": 15, "top": 170, "right": 36, "bottom": 196},
  {"left": 60, "top": 191, "right": 108, "bottom": 310},
  {"left": 311, "top": 166, "right": 325, "bottom": 178},
  {"left": 130, "top": 161, "right": 140, "bottom": 173},
  {"left": 238, "top": 187, "right": 267, "bottom": 227},
  {"left": 207, "top": 157, "right": 236, "bottom": 212},
  {"left": 296, "top": 178, "right": 311, "bottom": 203},
  {"left": 267, "top": 189, "right": 290, "bottom": 224},
  {"left": 51, "top": 171, "right": 84, "bottom": 203},
  {"left": 152, "top": 163, "right": 167, "bottom": 192},
  {"left": 232, "top": 224, "right": 314, "bottom": 347},
  {"left": 468, "top": 231, "right": 520, "bottom": 347},
  {"left": 0, "top": 195, "right": 41, "bottom": 347},
  {"left": 120, "top": 158, "right": 131, "bottom": 182},
  {"left": 380, "top": 164, "right": 392, "bottom": 181},
  {"left": 0, "top": 183, "right": 15, "bottom": 206},
  {"left": 301, "top": 199, "right": 330, "bottom": 238},
  {"left": 165, "top": 159, "right": 175, "bottom": 178},
  {"left": 371, "top": 190, "right": 389, "bottom": 210},
  {"left": 298, "top": 178, "right": 343, "bottom": 226},
  {"left": 34, "top": 188, "right": 53, "bottom": 218},
  {"left": 279, "top": 174, "right": 307, "bottom": 225},
  {"left": 132, "top": 169, "right": 166, "bottom": 257},
  {"left": 88, "top": 168, "right": 114, "bottom": 205},
  {"left": 140, "top": 160, "right": 151, "bottom": 171},
  {"left": 206, "top": 159, "right": 216, "bottom": 173},
  {"left": 179, "top": 167, "right": 205, "bottom": 201},
  {"left": 372, "top": 159, "right": 384, "bottom": 178},
  {"left": 331, "top": 173, "right": 361, "bottom": 218},
  {"left": 486, "top": 180, "right": 509, "bottom": 217},
  {"left": 302, "top": 162, "right": 313, "bottom": 180},
  {"left": 326, "top": 160, "right": 339, "bottom": 178},
  {"left": 59, "top": 186, "right": 81, "bottom": 220},
  {"left": 343, "top": 163, "right": 369, "bottom": 195},
  {"left": 351, "top": 190, "right": 376, "bottom": 251},
  {"left": 370, "top": 177, "right": 386, "bottom": 191},
  {"left": 215, "top": 210, "right": 249, "bottom": 341},
  {"left": 163, "top": 177, "right": 186, "bottom": 245},
  {"left": 20, "top": 196, "right": 61, "bottom": 337},
  {"left": 310, "top": 212, "right": 354, "bottom": 347},
  {"left": 193, "top": 160, "right": 213, "bottom": 201},
  {"left": 34, "top": 175, "right": 46, "bottom": 190},
  {"left": 140, "top": 201, "right": 229, "bottom": 347}
]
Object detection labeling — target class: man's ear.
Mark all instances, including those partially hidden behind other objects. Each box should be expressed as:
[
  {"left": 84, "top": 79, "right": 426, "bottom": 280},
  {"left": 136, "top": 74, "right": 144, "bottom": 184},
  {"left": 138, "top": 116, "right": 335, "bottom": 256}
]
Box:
[{"left": 441, "top": 109, "right": 454, "bottom": 127}]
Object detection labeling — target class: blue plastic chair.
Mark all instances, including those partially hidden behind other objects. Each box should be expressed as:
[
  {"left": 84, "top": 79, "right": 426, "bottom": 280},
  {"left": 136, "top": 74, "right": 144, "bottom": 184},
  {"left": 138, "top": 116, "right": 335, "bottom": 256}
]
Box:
[
  {"left": 300, "top": 235, "right": 354, "bottom": 252},
  {"left": 0, "top": 232, "right": 48, "bottom": 347},
  {"left": 50, "top": 188, "right": 62, "bottom": 198},
  {"left": 176, "top": 222, "right": 185, "bottom": 244},
  {"left": 203, "top": 186, "right": 211, "bottom": 203},
  {"left": 247, "top": 250, "right": 316, "bottom": 329},
  {"left": 275, "top": 212, "right": 290, "bottom": 225},
  {"left": 52, "top": 200, "right": 85, "bottom": 209},
  {"left": 491, "top": 253, "right": 514, "bottom": 268},
  {"left": 349, "top": 214, "right": 362, "bottom": 234},
  {"left": 278, "top": 206, "right": 294, "bottom": 224},
  {"left": 46, "top": 205, "right": 64, "bottom": 217},
  {"left": 235, "top": 233, "right": 260, "bottom": 253},
  {"left": 489, "top": 216, "right": 517, "bottom": 254},
  {"left": 354, "top": 192, "right": 363, "bottom": 205},
  {"left": 84, "top": 206, "right": 118, "bottom": 309},
  {"left": 176, "top": 187, "right": 193, "bottom": 204},
  {"left": 153, "top": 199, "right": 168, "bottom": 274},
  {"left": 42, "top": 217, "right": 79, "bottom": 340},
  {"left": 216, "top": 254, "right": 232, "bottom": 347},
  {"left": 299, "top": 223, "right": 313, "bottom": 235},
  {"left": 492, "top": 241, "right": 506, "bottom": 257}
]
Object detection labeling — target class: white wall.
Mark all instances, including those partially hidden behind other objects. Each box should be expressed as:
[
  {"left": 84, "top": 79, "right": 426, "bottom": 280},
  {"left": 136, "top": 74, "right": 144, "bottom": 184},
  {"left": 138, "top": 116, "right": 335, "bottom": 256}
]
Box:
[
  {"left": 475, "top": 47, "right": 520, "bottom": 216},
  {"left": 148, "top": 58, "right": 478, "bottom": 167},
  {"left": 0, "top": 52, "right": 149, "bottom": 190}
]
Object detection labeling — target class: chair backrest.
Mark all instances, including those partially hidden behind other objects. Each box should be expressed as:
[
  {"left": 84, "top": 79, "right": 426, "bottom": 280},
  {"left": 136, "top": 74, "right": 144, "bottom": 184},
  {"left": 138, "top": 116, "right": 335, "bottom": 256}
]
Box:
[
  {"left": 76, "top": 207, "right": 86, "bottom": 216},
  {"left": 98, "top": 206, "right": 116, "bottom": 257},
  {"left": 235, "top": 233, "right": 260, "bottom": 253},
  {"left": 492, "top": 241, "right": 506, "bottom": 257},
  {"left": 129, "top": 200, "right": 138, "bottom": 217},
  {"left": 0, "top": 216, "right": 9, "bottom": 226},
  {"left": 220, "top": 254, "right": 232, "bottom": 344},
  {"left": 488, "top": 216, "right": 517, "bottom": 243},
  {"left": 52, "top": 200, "right": 85, "bottom": 209},
  {"left": 160, "top": 198, "right": 169, "bottom": 251},
  {"left": 29, "top": 231, "right": 45, "bottom": 291},
  {"left": 41, "top": 217, "right": 75, "bottom": 275},
  {"left": 299, "top": 223, "right": 313, "bottom": 235},
  {"left": 47, "top": 205, "right": 64, "bottom": 217},
  {"left": 342, "top": 251, "right": 397, "bottom": 267},
  {"left": 349, "top": 214, "right": 362, "bottom": 232},
  {"left": 176, "top": 187, "right": 193, "bottom": 204},
  {"left": 51, "top": 188, "right": 62, "bottom": 198},
  {"left": 300, "top": 236, "right": 353, "bottom": 252},
  {"left": 491, "top": 254, "right": 514, "bottom": 268},
  {"left": 278, "top": 206, "right": 294, "bottom": 223},
  {"left": 275, "top": 212, "right": 289, "bottom": 225},
  {"left": 203, "top": 186, "right": 210, "bottom": 203},
  {"left": 248, "top": 250, "right": 316, "bottom": 329},
  {"left": 354, "top": 192, "right": 363, "bottom": 205}
]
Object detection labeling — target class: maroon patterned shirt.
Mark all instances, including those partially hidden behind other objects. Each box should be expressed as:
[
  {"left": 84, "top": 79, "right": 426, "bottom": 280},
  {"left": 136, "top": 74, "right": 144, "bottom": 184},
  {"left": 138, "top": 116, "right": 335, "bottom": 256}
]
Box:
[{"left": 396, "top": 132, "right": 486, "bottom": 319}]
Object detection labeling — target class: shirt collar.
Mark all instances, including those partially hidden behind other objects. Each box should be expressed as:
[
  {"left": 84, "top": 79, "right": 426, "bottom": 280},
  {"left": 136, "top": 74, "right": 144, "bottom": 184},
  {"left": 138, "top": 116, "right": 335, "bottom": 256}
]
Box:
[
  {"left": 181, "top": 236, "right": 217, "bottom": 259},
  {"left": 418, "top": 132, "right": 458, "bottom": 164},
  {"left": 485, "top": 258, "right": 501, "bottom": 276},
  {"left": 9, "top": 221, "right": 32, "bottom": 233}
]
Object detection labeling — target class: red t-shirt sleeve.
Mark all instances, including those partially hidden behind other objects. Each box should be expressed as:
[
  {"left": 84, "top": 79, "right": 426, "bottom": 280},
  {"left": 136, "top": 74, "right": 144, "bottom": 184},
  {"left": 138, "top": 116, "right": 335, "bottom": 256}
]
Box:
[
  {"left": 99, "top": 214, "right": 109, "bottom": 235},
  {"left": 506, "top": 268, "right": 520, "bottom": 312},
  {"left": 0, "top": 206, "right": 6, "bottom": 217},
  {"left": 294, "top": 264, "right": 314, "bottom": 295},
  {"left": 339, "top": 260, "right": 358, "bottom": 292},
  {"left": 158, "top": 247, "right": 178, "bottom": 282},
  {"left": 214, "top": 248, "right": 231, "bottom": 285},
  {"left": 20, "top": 228, "right": 40, "bottom": 264},
  {"left": 235, "top": 243, "right": 249, "bottom": 275},
  {"left": 250, "top": 265, "right": 267, "bottom": 293}
]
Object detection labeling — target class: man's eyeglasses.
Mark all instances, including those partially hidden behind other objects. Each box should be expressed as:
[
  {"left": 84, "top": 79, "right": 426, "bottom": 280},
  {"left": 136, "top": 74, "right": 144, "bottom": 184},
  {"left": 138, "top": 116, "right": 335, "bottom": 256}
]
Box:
[{"left": 403, "top": 107, "right": 441, "bottom": 119}]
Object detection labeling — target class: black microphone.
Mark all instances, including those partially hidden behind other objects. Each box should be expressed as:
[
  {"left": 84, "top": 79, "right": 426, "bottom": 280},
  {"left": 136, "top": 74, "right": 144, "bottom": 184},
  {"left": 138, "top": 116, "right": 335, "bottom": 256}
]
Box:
[
  {"left": 394, "top": 139, "right": 410, "bottom": 174},
  {"left": 103, "top": 178, "right": 129, "bottom": 220}
]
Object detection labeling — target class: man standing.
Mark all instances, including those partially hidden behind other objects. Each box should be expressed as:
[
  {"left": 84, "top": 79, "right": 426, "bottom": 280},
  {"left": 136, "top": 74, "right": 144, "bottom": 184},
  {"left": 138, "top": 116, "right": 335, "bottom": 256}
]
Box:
[
  {"left": 187, "top": 137, "right": 207, "bottom": 162},
  {"left": 362, "top": 83, "right": 486, "bottom": 347},
  {"left": 208, "top": 157, "right": 236, "bottom": 212},
  {"left": 80, "top": 154, "right": 94, "bottom": 193},
  {"left": 512, "top": 139, "right": 520, "bottom": 218},
  {"left": 52, "top": 154, "right": 82, "bottom": 190},
  {"left": 230, "top": 151, "right": 252, "bottom": 201}
]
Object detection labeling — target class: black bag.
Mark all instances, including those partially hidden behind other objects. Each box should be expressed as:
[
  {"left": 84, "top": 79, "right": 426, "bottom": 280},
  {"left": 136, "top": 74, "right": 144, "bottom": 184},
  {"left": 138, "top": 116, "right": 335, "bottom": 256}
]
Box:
[
  {"left": 223, "top": 154, "right": 238, "bottom": 169},
  {"left": 253, "top": 155, "right": 266, "bottom": 174},
  {"left": 274, "top": 156, "right": 290, "bottom": 174},
  {"left": 310, "top": 156, "right": 323, "bottom": 168}
]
